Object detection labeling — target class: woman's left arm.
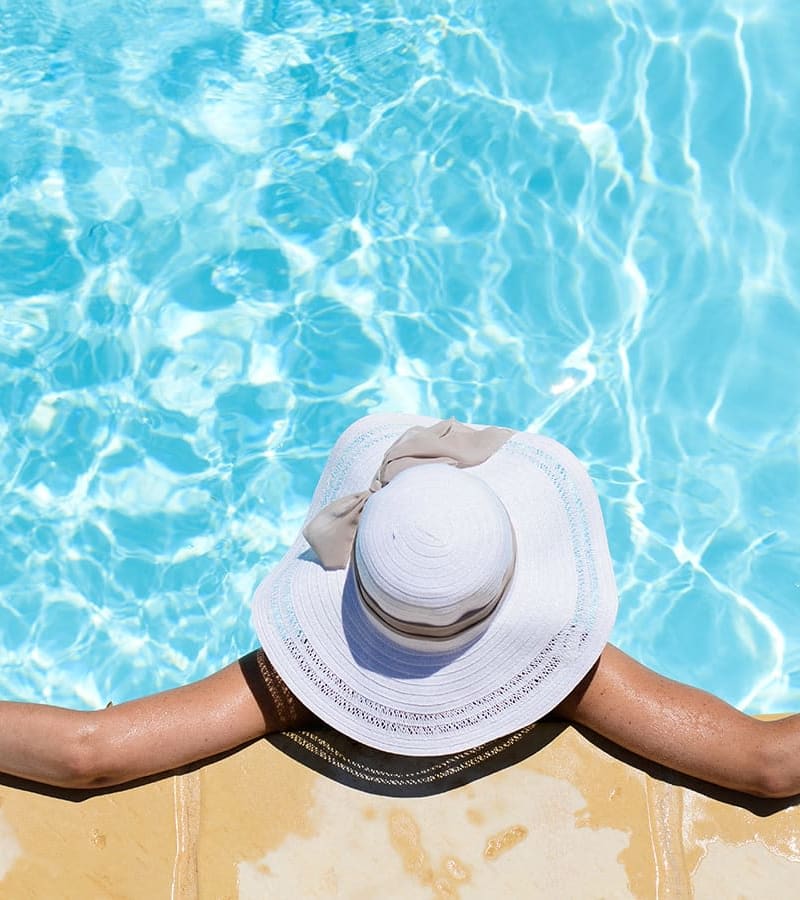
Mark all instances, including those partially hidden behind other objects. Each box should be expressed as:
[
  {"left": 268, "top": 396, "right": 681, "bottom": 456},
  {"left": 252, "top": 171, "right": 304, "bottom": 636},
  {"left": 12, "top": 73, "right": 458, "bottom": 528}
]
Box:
[{"left": 556, "top": 643, "right": 800, "bottom": 799}]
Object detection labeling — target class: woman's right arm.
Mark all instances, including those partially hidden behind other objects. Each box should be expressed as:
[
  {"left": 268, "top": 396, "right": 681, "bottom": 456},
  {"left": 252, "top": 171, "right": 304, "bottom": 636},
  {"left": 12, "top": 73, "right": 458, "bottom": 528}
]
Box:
[{"left": 0, "top": 650, "right": 317, "bottom": 790}]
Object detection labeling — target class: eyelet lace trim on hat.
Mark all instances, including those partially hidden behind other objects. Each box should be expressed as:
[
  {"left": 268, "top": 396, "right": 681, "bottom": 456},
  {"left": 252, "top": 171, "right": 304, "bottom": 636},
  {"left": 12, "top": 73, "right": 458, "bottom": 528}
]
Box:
[{"left": 281, "top": 626, "right": 586, "bottom": 737}]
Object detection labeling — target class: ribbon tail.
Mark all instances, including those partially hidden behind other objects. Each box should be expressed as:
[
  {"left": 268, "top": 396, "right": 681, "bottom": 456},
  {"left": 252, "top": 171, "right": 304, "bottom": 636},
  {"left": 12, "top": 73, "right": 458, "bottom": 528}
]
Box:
[{"left": 303, "top": 491, "right": 369, "bottom": 569}]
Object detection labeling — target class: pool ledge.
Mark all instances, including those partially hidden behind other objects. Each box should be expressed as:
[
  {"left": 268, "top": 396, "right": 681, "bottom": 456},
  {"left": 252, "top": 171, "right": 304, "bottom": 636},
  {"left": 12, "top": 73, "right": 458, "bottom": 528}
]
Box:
[{"left": 1, "top": 720, "right": 798, "bottom": 898}]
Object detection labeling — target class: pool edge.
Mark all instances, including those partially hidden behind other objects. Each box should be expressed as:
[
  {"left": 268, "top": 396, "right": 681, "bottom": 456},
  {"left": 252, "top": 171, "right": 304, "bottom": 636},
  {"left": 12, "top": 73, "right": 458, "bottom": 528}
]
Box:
[{"left": 1, "top": 720, "right": 798, "bottom": 898}]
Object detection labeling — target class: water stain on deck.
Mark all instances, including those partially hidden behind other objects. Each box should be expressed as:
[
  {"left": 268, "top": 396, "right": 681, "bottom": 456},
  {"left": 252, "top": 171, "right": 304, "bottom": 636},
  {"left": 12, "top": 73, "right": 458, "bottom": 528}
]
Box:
[
  {"left": 388, "top": 808, "right": 473, "bottom": 898},
  {"left": 484, "top": 824, "right": 529, "bottom": 860}
]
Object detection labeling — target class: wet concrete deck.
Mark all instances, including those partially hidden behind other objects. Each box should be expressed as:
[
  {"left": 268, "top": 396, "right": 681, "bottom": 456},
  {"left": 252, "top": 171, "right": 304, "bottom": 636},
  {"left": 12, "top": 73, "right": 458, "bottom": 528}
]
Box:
[{"left": 1, "top": 721, "right": 798, "bottom": 898}]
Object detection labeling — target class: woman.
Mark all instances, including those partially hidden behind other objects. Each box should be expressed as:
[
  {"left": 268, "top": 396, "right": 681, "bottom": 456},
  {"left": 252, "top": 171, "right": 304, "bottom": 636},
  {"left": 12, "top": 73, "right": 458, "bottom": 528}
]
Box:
[{"left": 1, "top": 415, "right": 796, "bottom": 798}]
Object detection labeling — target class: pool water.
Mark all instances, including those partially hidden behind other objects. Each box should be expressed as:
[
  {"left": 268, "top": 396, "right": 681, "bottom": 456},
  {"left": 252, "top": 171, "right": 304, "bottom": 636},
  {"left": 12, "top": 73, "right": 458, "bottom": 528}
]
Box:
[{"left": 1, "top": 0, "right": 798, "bottom": 712}]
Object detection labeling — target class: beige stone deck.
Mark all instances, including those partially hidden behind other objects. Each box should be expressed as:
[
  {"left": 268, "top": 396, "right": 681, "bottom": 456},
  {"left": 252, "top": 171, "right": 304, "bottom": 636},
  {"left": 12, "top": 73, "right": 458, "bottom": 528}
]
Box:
[{"left": 1, "top": 721, "right": 798, "bottom": 899}]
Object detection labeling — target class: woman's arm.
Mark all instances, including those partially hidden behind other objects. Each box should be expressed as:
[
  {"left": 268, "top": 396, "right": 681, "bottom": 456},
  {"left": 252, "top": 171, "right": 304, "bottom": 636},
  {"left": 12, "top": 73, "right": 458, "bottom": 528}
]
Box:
[
  {"left": 0, "top": 650, "right": 317, "bottom": 789},
  {"left": 555, "top": 644, "right": 800, "bottom": 799},
  {"left": 4, "top": 643, "right": 799, "bottom": 797}
]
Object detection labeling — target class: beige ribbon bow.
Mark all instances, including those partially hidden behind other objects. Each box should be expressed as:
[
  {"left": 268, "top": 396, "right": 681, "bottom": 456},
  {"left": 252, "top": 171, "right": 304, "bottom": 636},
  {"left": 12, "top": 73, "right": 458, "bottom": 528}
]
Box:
[{"left": 303, "top": 418, "right": 513, "bottom": 569}]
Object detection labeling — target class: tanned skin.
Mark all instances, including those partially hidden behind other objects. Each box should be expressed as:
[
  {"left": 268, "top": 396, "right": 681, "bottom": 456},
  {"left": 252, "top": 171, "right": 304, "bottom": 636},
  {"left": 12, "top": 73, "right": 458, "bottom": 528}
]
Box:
[{"left": 0, "top": 644, "right": 796, "bottom": 798}]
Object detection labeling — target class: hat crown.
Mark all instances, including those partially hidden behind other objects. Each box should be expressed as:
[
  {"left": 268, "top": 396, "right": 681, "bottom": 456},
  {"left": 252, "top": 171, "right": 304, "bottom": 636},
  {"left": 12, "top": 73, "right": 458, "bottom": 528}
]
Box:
[{"left": 354, "top": 464, "right": 515, "bottom": 641}]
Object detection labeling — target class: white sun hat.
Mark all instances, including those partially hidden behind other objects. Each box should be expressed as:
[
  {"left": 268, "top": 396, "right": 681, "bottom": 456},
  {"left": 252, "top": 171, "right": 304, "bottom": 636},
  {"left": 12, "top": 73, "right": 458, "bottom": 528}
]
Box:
[{"left": 252, "top": 413, "right": 618, "bottom": 756}]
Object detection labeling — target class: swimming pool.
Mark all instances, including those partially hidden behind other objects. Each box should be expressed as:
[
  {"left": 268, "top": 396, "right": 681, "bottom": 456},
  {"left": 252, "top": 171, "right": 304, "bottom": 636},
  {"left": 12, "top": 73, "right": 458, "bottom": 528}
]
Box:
[{"left": 1, "top": 0, "right": 798, "bottom": 713}]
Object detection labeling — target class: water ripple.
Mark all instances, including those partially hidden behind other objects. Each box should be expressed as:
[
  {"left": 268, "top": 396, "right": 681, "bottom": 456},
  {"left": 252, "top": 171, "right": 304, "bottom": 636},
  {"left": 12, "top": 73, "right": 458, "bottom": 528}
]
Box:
[{"left": 0, "top": 0, "right": 798, "bottom": 711}]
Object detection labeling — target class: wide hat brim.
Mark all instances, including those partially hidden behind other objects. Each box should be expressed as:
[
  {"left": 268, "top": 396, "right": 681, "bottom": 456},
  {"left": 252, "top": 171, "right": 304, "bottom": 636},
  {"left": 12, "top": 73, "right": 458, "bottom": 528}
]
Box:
[{"left": 252, "top": 413, "right": 618, "bottom": 756}]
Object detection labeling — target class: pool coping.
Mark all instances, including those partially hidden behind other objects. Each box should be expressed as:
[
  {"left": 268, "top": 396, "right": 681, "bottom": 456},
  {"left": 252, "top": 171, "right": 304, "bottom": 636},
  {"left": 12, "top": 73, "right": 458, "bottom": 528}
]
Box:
[{"left": 1, "top": 719, "right": 798, "bottom": 898}]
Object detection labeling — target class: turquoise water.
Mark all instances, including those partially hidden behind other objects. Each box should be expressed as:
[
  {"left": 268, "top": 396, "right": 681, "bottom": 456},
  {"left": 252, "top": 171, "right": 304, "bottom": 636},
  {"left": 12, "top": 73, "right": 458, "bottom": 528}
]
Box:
[{"left": 1, "top": 0, "right": 798, "bottom": 712}]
